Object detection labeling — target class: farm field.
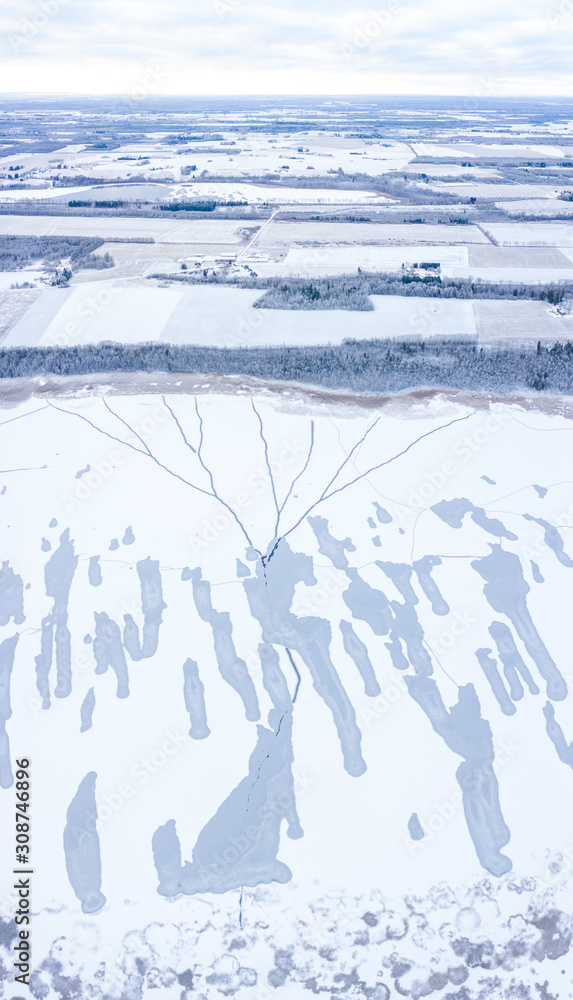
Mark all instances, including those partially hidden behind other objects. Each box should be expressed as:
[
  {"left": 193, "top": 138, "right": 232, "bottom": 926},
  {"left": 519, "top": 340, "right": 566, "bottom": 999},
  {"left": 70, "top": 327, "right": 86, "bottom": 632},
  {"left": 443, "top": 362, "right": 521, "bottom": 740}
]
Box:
[
  {"left": 432, "top": 183, "right": 570, "bottom": 199},
  {"left": 467, "top": 245, "right": 573, "bottom": 267},
  {"left": 411, "top": 142, "right": 568, "bottom": 158},
  {"left": 0, "top": 133, "right": 416, "bottom": 186},
  {"left": 253, "top": 221, "right": 490, "bottom": 248},
  {"left": 0, "top": 214, "right": 249, "bottom": 243},
  {"left": 482, "top": 222, "right": 573, "bottom": 245},
  {"left": 2, "top": 283, "right": 477, "bottom": 347},
  {"left": 441, "top": 265, "right": 573, "bottom": 283},
  {"left": 497, "top": 198, "right": 573, "bottom": 216},
  {"left": 0, "top": 286, "right": 41, "bottom": 339},
  {"left": 253, "top": 244, "right": 469, "bottom": 277},
  {"left": 405, "top": 163, "right": 503, "bottom": 178},
  {"left": 5, "top": 279, "right": 573, "bottom": 348},
  {"left": 472, "top": 299, "right": 572, "bottom": 338}
]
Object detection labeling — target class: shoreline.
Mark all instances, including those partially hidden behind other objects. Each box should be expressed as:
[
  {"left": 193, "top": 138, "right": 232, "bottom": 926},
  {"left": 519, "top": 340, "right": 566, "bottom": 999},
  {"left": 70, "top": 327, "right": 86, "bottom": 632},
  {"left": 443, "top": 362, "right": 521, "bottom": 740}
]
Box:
[{"left": 2, "top": 370, "right": 573, "bottom": 419}]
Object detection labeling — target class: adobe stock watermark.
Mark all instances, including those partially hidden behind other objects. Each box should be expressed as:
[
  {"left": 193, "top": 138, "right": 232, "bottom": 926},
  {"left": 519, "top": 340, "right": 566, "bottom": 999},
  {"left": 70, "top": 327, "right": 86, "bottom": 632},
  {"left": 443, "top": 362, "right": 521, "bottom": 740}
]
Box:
[
  {"left": 9, "top": 0, "right": 72, "bottom": 53},
  {"left": 211, "top": 0, "right": 242, "bottom": 18},
  {"left": 404, "top": 736, "right": 521, "bottom": 856},
  {"left": 338, "top": 1, "right": 402, "bottom": 61},
  {"left": 60, "top": 403, "right": 169, "bottom": 512},
  {"left": 462, "top": 76, "right": 501, "bottom": 112},
  {"left": 405, "top": 408, "right": 512, "bottom": 509},
  {"left": 96, "top": 729, "right": 189, "bottom": 826},
  {"left": 45, "top": 284, "right": 124, "bottom": 348},
  {"left": 292, "top": 566, "right": 348, "bottom": 617},
  {"left": 187, "top": 437, "right": 307, "bottom": 554},
  {"left": 114, "top": 63, "right": 171, "bottom": 113},
  {"left": 26, "top": 587, "right": 156, "bottom": 715}
]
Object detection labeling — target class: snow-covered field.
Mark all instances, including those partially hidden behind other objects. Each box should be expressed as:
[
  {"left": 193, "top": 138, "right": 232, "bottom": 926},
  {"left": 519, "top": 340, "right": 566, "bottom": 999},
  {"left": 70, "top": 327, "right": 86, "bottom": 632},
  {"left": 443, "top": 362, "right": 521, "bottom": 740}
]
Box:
[
  {"left": 254, "top": 222, "right": 490, "bottom": 248},
  {"left": 6, "top": 133, "right": 415, "bottom": 186},
  {"left": 0, "top": 215, "right": 248, "bottom": 244},
  {"left": 1, "top": 383, "right": 573, "bottom": 998},
  {"left": 497, "top": 198, "right": 573, "bottom": 216},
  {"left": 411, "top": 142, "right": 568, "bottom": 159},
  {"left": 482, "top": 222, "right": 573, "bottom": 246},
  {"left": 405, "top": 163, "right": 502, "bottom": 178},
  {"left": 3, "top": 284, "right": 478, "bottom": 348},
  {"left": 256, "top": 245, "right": 469, "bottom": 277},
  {"left": 5, "top": 279, "right": 573, "bottom": 348}
]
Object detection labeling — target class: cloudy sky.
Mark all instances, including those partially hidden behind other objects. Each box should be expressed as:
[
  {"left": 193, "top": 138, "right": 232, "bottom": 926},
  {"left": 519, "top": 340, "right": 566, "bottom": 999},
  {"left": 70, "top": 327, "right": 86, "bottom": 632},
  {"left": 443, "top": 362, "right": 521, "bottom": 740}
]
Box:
[{"left": 0, "top": 0, "right": 572, "bottom": 96}]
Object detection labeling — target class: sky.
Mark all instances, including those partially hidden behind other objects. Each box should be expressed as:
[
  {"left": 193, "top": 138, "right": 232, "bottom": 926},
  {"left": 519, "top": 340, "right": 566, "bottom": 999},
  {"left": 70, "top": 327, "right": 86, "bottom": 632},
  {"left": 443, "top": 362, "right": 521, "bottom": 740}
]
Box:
[{"left": 0, "top": 0, "right": 572, "bottom": 96}]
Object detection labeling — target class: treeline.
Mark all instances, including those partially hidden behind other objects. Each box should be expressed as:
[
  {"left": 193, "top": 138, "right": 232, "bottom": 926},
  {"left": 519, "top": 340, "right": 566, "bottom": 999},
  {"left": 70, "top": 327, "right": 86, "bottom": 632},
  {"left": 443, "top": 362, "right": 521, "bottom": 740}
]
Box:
[
  {"left": 78, "top": 251, "right": 114, "bottom": 270},
  {"left": 1, "top": 340, "right": 573, "bottom": 394},
  {"left": 160, "top": 201, "right": 217, "bottom": 212},
  {"left": 68, "top": 199, "right": 126, "bottom": 208},
  {"left": 0, "top": 203, "right": 265, "bottom": 221},
  {"left": 255, "top": 278, "right": 373, "bottom": 311},
  {"left": 0, "top": 235, "right": 104, "bottom": 271},
  {"left": 156, "top": 270, "right": 573, "bottom": 307},
  {"left": 254, "top": 273, "right": 571, "bottom": 308}
]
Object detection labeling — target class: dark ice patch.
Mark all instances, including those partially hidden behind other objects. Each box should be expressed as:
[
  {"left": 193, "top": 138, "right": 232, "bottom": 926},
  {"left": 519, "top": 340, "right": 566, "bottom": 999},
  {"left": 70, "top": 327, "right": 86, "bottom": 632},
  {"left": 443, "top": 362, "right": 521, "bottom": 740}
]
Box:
[
  {"left": 488, "top": 621, "right": 539, "bottom": 699},
  {"left": 473, "top": 546, "right": 565, "bottom": 701},
  {"left": 123, "top": 558, "right": 166, "bottom": 661},
  {"left": 42, "top": 529, "right": 78, "bottom": 700},
  {"left": 531, "top": 561, "right": 544, "bottom": 583},
  {"left": 432, "top": 498, "right": 517, "bottom": 540},
  {"left": 413, "top": 556, "right": 450, "bottom": 616},
  {"left": 0, "top": 634, "right": 18, "bottom": 788},
  {"left": 543, "top": 702, "right": 573, "bottom": 769},
  {"left": 183, "top": 658, "right": 210, "bottom": 740},
  {"left": 192, "top": 568, "right": 259, "bottom": 722},
  {"left": 374, "top": 503, "right": 392, "bottom": 524},
  {"left": 243, "top": 542, "right": 365, "bottom": 777},
  {"left": 308, "top": 515, "right": 355, "bottom": 571},
  {"left": 63, "top": 771, "right": 106, "bottom": 913},
  {"left": 340, "top": 620, "right": 380, "bottom": 697},
  {"left": 405, "top": 676, "right": 512, "bottom": 877},
  {"left": 88, "top": 556, "right": 102, "bottom": 587},
  {"left": 475, "top": 648, "right": 516, "bottom": 716},
  {"left": 80, "top": 688, "right": 95, "bottom": 733},
  {"left": 0, "top": 561, "right": 25, "bottom": 626},
  {"left": 523, "top": 514, "right": 573, "bottom": 568},
  {"left": 93, "top": 612, "right": 129, "bottom": 698},
  {"left": 408, "top": 813, "right": 425, "bottom": 841}
]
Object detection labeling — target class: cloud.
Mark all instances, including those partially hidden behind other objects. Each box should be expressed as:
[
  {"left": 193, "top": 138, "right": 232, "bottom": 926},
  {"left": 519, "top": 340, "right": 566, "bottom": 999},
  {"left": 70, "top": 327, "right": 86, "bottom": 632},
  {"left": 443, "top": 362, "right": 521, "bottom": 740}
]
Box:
[{"left": 0, "top": 0, "right": 572, "bottom": 94}]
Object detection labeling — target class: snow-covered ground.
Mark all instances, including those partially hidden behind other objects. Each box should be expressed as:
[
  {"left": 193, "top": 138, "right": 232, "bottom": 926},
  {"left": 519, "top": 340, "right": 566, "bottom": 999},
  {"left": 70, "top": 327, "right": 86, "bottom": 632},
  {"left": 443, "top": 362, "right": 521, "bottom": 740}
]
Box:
[
  {"left": 5, "top": 279, "right": 572, "bottom": 349},
  {"left": 3, "top": 284, "right": 477, "bottom": 347},
  {"left": 1, "top": 384, "right": 573, "bottom": 998},
  {"left": 482, "top": 222, "right": 573, "bottom": 246},
  {"left": 0, "top": 215, "right": 248, "bottom": 243},
  {"left": 497, "top": 198, "right": 573, "bottom": 216}
]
